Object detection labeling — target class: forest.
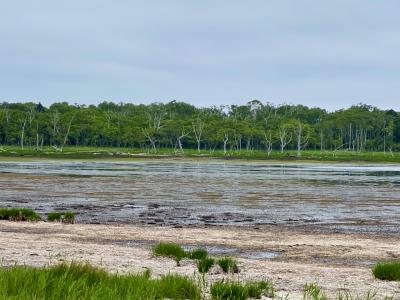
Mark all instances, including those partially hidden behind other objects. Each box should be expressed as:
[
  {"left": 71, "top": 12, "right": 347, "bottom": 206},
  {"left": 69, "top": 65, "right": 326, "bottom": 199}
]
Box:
[{"left": 0, "top": 100, "right": 399, "bottom": 156}]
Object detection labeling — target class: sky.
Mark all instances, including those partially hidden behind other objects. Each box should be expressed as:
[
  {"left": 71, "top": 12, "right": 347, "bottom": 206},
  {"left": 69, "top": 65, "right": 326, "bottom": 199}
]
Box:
[{"left": 0, "top": 1, "right": 399, "bottom": 111}]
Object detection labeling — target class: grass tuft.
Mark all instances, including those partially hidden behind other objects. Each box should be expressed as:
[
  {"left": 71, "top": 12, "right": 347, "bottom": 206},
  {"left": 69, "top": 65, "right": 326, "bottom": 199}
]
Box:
[
  {"left": 0, "top": 262, "right": 201, "bottom": 300},
  {"left": 152, "top": 242, "right": 186, "bottom": 266},
  {"left": 217, "top": 257, "right": 239, "bottom": 273},
  {"left": 210, "top": 280, "right": 274, "bottom": 300},
  {"left": 187, "top": 248, "right": 208, "bottom": 260},
  {"left": 303, "top": 283, "right": 327, "bottom": 300},
  {"left": 47, "top": 211, "right": 76, "bottom": 223},
  {"left": 197, "top": 257, "right": 215, "bottom": 273},
  {"left": 372, "top": 261, "right": 400, "bottom": 281},
  {"left": 0, "top": 207, "right": 41, "bottom": 221}
]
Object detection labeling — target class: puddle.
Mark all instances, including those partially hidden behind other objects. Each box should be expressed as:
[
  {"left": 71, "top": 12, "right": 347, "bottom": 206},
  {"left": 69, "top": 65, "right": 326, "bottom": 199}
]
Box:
[{"left": 242, "top": 251, "right": 279, "bottom": 259}]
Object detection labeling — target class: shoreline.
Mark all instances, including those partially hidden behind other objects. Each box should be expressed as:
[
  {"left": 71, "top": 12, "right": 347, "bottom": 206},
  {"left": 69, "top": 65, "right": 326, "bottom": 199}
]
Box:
[
  {"left": 1, "top": 154, "right": 399, "bottom": 165},
  {"left": 1, "top": 221, "right": 399, "bottom": 299}
]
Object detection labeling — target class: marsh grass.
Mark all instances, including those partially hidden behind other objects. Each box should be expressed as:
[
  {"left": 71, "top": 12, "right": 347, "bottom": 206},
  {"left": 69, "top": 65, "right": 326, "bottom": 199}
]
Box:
[
  {"left": 217, "top": 257, "right": 239, "bottom": 273},
  {"left": 47, "top": 212, "right": 63, "bottom": 222},
  {"left": 187, "top": 248, "right": 208, "bottom": 260},
  {"left": 210, "top": 280, "right": 274, "bottom": 300},
  {"left": 0, "top": 207, "right": 41, "bottom": 221},
  {"left": 0, "top": 262, "right": 201, "bottom": 300},
  {"left": 303, "top": 283, "right": 328, "bottom": 300},
  {"left": 1, "top": 146, "right": 400, "bottom": 163},
  {"left": 372, "top": 261, "right": 400, "bottom": 281},
  {"left": 197, "top": 257, "right": 215, "bottom": 273},
  {"left": 47, "top": 211, "right": 76, "bottom": 223},
  {"left": 152, "top": 242, "right": 186, "bottom": 266},
  {"left": 337, "top": 290, "right": 378, "bottom": 300}
]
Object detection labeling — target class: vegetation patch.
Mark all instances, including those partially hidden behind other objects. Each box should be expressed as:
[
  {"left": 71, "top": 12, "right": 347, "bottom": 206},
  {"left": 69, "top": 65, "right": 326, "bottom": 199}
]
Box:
[
  {"left": 303, "top": 283, "right": 328, "bottom": 300},
  {"left": 210, "top": 280, "right": 274, "bottom": 300},
  {"left": 47, "top": 211, "right": 76, "bottom": 223},
  {"left": 197, "top": 257, "right": 215, "bottom": 273},
  {"left": 217, "top": 257, "right": 239, "bottom": 273},
  {"left": 152, "top": 242, "right": 186, "bottom": 265},
  {"left": 0, "top": 207, "right": 41, "bottom": 221},
  {"left": 372, "top": 261, "right": 400, "bottom": 281},
  {"left": 0, "top": 262, "right": 200, "bottom": 300},
  {"left": 187, "top": 248, "right": 208, "bottom": 260}
]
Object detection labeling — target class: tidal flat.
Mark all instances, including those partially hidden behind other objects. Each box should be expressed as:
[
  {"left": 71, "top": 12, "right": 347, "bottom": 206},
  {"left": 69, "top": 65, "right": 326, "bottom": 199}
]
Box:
[
  {"left": 1, "top": 160, "right": 400, "bottom": 298},
  {"left": 0, "top": 160, "right": 399, "bottom": 233}
]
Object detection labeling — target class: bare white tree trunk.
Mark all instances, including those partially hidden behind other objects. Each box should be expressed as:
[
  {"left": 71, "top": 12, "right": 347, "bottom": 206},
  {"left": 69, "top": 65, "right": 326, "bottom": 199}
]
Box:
[
  {"left": 192, "top": 118, "right": 204, "bottom": 153},
  {"left": 223, "top": 133, "right": 229, "bottom": 155},
  {"left": 176, "top": 127, "right": 191, "bottom": 154},
  {"left": 20, "top": 116, "right": 28, "bottom": 150},
  {"left": 263, "top": 132, "right": 273, "bottom": 156},
  {"left": 142, "top": 128, "right": 157, "bottom": 153},
  {"left": 279, "top": 127, "right": 292, "bottom": 153},
  {"left": 60, "top": 115, "right": 75, "bottom": 152},
  {"left": 50, "top": 109, "right": 60, "bottom": 146},
  {"left": 295, "top": 122, "right": 309, "bottom": 157}
]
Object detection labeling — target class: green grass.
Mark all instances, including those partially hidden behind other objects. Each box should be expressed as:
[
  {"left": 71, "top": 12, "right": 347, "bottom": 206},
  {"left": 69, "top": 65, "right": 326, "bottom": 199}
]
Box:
[
  {"left": 0, "top": 262, "right": 200, "bottom": 300},
  {"left": 47, "top": 212, "right": 63, "bottom": 222},
  {"left": 187, "top": 248, "right": 208, "bottom": 260},
  {"left": 217, "top": 257, "right": 239, "bottom": 273},
  {"left": 47, "top": 211, "right": 76, "bottom": 223},
  {"left": 210, "top": 280, "right": 274, "bottom": 300},
  {"left": 0, "top": 207, "right": 41, "bottom": 221},
  {"left": 197, "top": 257, "right": 215, "bottom": 273},
  {"left": 303, "top": 283, "right": 328, "bottom": 300},
  {"left": 372, "top": 261, "right": 400, "bottom": 281},
  {"left": 0, "top": 145, "right": 399, "bottom": 163},
  {"left": 152, "top": 242, "right": 186, "bottom": 266}
]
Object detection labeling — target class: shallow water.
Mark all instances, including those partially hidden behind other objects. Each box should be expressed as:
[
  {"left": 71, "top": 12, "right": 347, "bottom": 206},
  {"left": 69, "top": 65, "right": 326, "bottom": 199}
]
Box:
[{"left": 0, "top": 160, "right": 399, "bottom": 233}]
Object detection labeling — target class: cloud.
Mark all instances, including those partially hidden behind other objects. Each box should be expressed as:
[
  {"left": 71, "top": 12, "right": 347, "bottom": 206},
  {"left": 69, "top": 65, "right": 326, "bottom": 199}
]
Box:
[{"left": 0, "top": 0, "right": 399, "bottom": 110}]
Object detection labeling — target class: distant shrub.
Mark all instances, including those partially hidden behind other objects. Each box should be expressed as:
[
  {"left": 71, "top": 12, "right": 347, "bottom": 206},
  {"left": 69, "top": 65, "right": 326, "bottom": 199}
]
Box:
[
  {"left": 152, "top": 242, "right": 186, "bottom": 266},
  {"left": 217, "top": 257, "right": 239, "bottom": 273},
  {"left": 211, "top": 280, "right": 274, "bottom": 300},
  {"left": 47, "top": 211, "right": 75, "bottom": 224},
  {"left": 187, "top": 248, "right": 208, "bottom": 260},
  {"left": 197, "top": 257, "right": 215, "bottom": 273},
  {"left": 0, "top": 207, "right": 41, "bottom": 221},
  {"left": 372, "top": 261, "right": 400, "bottom": 281}
]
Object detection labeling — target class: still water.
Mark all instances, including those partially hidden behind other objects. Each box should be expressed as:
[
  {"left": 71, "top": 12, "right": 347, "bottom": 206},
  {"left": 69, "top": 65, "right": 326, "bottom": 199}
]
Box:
[{"left": 1, "top": 160, "right": 399, "bottom": 233}]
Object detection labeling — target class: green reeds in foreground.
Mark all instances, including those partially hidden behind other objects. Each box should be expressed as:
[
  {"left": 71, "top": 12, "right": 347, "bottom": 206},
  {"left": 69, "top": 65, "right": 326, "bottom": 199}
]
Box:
[
  {"left": 0, "top": 262, "right": 200, "bottom": 300},
  {"left": 372, "top": 261, "right": 400, "bottom": 281},
  {"left": 217, "top": 257, "right": 239, "bottom": 273},
  {"left": 152, "top": 242, "right": 186, "bottom": 265},
  {"left": 303, "top": 283, "right": 328, "bottom": 300},
  {"left": 197, "top": 257, "right": 215, "bottom": 273},
  {"left": 210, "top": 280, "right": 274, "bottom": 300},
  {"left": 0, "top": 207, "right": 41, "bottom": 221}
]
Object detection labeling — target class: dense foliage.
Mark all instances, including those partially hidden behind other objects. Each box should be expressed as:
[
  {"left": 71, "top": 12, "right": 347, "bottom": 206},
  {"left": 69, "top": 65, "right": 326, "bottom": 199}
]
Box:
[{"left": 0, "top": 100, "right": 399, "bottom": 155}]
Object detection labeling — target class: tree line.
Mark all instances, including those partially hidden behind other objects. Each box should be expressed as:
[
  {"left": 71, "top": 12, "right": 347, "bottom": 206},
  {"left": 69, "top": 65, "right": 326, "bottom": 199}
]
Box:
[{"left": 0, "top": 100, "right": 399, "bottom": 155}]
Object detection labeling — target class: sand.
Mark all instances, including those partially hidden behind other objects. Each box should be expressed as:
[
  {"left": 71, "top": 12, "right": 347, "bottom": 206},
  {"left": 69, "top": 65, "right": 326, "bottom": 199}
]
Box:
[{"left": 0, "top": 221, "right": 399, "bottom": 299}]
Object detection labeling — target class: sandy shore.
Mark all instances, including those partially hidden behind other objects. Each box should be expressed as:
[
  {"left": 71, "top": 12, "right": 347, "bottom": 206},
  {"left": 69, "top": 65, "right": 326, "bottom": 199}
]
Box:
[{"left": 0, "top": 221, "right": 399, "bottom": 299}]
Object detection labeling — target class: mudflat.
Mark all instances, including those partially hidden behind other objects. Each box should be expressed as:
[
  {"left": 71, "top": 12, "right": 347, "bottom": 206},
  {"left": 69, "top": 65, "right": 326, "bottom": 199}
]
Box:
[{"left": 1, "top": 221, "right": 399, "bottom": 299}]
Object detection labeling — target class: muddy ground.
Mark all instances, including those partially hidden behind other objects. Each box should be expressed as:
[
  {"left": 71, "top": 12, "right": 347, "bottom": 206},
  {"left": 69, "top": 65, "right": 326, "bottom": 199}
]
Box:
[{"left": 0, "top": 221, "right": 399, "bottom": 299}]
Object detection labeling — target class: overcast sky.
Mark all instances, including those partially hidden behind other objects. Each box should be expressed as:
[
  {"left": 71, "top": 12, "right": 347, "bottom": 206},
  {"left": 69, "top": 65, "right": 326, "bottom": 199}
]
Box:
[{"left": 0, "top": 1, "right": 399, "bottom": 111}]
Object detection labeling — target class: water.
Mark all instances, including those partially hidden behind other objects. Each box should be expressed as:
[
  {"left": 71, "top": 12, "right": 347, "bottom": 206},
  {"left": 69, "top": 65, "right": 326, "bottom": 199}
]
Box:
[{"left": 0, "top": 160, "right": 399, "bottom": 233}]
